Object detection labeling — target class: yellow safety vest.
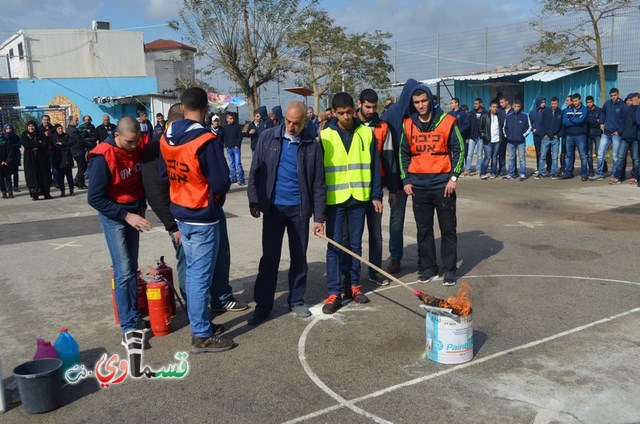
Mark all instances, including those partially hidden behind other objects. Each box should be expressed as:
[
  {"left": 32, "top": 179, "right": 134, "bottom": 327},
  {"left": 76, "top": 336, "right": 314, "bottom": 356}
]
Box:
[{"left": 321, "top": 124, "right": 373, "bottom": 205}]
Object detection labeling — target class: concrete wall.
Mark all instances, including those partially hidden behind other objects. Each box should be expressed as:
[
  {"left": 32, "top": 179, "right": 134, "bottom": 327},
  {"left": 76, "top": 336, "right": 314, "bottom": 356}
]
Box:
[
  {"left": 0, "top": 29, "right": 146, "bottom": 79},
  {"left": 145, "top": 49, "right": 195, "bottom": 93}
]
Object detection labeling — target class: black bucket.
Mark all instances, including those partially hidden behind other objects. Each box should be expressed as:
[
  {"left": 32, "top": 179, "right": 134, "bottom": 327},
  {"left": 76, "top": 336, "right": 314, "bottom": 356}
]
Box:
[{"left": 13, "top": 358, "right": 63, "bottom": 414}]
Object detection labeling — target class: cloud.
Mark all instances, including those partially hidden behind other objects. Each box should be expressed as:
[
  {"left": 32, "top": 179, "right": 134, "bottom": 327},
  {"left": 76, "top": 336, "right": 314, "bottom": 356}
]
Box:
[
  {"left": 0, "top": 0, "right": 97, "bottom": 33},
  {"left": 142, "top": 0, "right": 181, "bottom": 20}
]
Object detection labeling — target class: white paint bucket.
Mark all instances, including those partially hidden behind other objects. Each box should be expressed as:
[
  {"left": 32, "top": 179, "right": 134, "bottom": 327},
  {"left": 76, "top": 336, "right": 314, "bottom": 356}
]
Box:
[{"left": 420, "top": 305, "right": 473, "bottom": 364}]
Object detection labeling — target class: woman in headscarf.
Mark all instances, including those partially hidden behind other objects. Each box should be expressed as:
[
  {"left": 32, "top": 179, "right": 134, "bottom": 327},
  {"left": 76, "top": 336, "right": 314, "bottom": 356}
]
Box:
[
  {"left": 21, "top": 120, "right": 52, "bottom": 200},
  {"left": 52, "top": 124, "right": 75, "bottom": 197}
]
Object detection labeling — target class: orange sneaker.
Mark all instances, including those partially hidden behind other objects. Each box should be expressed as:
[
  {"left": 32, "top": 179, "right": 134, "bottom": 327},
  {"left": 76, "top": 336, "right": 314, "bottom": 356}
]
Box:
[
  {"left": 351, "top": 286, "right": 370, "bottom": 304},
  {"left": 322, "top": 294, "right": 342, "bottom": 314}
]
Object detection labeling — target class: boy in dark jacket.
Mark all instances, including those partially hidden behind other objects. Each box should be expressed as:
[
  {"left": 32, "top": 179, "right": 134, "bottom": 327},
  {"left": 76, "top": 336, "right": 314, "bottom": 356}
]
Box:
[
  {"left": 561, "top": 93, "right": 589, "bottom": 180},
  {"left": 614, "top": 93, "right": 639, "bottom": 183},
  {"left": 503, "top": 100, "right": 531, "bottom": 180},
  {"left": 528, "top": 97, "right": 546, "bottom": 176},
  {"left": 536, "top": 97, "right": 563, "bottom": 178},
  {"left": 585, "top": 96, "right": 604, "bottom": 176},
  {"left": 224, "top": 112, "right": 245, "bottom": 185}
]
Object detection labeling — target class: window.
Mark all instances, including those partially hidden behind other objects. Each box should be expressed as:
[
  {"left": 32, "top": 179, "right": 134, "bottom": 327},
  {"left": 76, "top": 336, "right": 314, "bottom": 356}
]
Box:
[
  {"left": 17, "top": 42, "right": 24, "bottom": 61},
  {"left": 9, "top": 48, "right": 14, "bottom": 58}
]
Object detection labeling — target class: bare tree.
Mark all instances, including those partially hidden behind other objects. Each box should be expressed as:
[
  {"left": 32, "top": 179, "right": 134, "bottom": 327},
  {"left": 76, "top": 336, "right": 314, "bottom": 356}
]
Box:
[
  {"left": 526, "top": 0, "right": 635, "bottom": 103},
  {"left": 170, "top": 0, "right": 317, "bottom": 112}
]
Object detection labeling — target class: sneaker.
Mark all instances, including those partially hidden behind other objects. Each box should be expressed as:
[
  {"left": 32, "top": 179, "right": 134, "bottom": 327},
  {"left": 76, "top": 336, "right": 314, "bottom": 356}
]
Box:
[
  {"left": 191, "top": 334, "right": 235, "bottom": 353},
  {"left": 322, "top": 294, "right": 342, "bottom": 314},
  {"left": 630, "top": 178, "right": 637, "bottom": 184},
  {"left": 369, "top": 272, "right": 390, "bottom": 286},
  {"left": 532, "top": 175, "right": 541, "bottom": 180},
  {"left": 588, "top": 171, "right": 595, "bottom": 177},
  {"left": 247, "top": 310, "right": 270, "bottom": 326},
  {"left": 289, "top": 304, "right": 312, "bottom": 318},
  {"left": 121, "top": 330, "right": 150, "bottom": 351},
  {"left": 559, "top": 174, "right": 573, "bottom": 180},
  {"left": 238, "top": 181, "right": 246, "bottom": 186},
  {"left": 519, "top": 175, "right": 526, "bottom": 181},
  {"left": 542, "top": 172, "right": 550, "bottom": 178},
  {"left": 532, "top": 170, "right": 539, "bottom": 177},
  {"left": 351, "top": 286, "right": 370, "bottom": 304},
  {"left": 502, "top": 175, "right": 512, "bottom": 180},
  {"left": 480, "top": 174, "right": 489, "bottom": 180},
  {"left": 551, "top": 174, "right": 559, "bottom": 180},
  {"left": 608, "top": 177, "right": 620, "bottom": 185},
  {"left": 387, "top": 259, "right": 401, "bottom": 274},
  {"left": 581, "top": 175, "right": 589, "bottom": 181},
  {"left": 442, "top": 277, "right": 457, "bottom": 287},
  {"left": 589, "top": 175, "right": 604, "bottom": 181},
  {"left": 417, "top": 272, "right": 438, "bottom": 284},
  {"left": 489, "top": 174, "right": 496, "bottom": 179},
  {"left": 211, "top": 298, "right": 249, "bottom": 312},
  {"left": 460, "top": 171, "right": 470, "bottom": 177}
]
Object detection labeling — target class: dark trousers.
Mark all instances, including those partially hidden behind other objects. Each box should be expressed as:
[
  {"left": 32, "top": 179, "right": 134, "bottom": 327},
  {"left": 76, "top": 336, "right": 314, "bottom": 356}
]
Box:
[
  {"left": 253, "top": 204, "right": 309, "bottom": 313},
  {"left": 497, "top": 139, "right": 508, "bottom": 176},
  {"left": 412, "top": 188, "right": 457, "bottom": 278},
  {"left": 12, "top": 165, "right": 19, "bottom": 189},
  {"left": 74, "top": 155, "right": 87, "bottom": 187},
  {"left": 0, "top": 166, "right": 12, "bottom": 195},
  {"left": 56, "top": 166, "right": 74, "bottom": 194}
]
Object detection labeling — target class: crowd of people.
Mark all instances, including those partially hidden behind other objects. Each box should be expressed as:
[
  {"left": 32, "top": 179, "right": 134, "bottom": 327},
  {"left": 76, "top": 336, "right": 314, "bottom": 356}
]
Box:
[{"left": 450, "top": 87, "right": 639, "bottom": 184}]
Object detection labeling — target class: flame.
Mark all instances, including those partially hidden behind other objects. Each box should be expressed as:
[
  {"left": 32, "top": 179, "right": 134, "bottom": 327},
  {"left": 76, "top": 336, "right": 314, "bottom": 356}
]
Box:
[{"left": 442, "top": 282, "right": 472, "bottom": 316}]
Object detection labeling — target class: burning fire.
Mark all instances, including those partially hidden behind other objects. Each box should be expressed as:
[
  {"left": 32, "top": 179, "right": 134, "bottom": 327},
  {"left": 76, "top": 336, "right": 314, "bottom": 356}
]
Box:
[{"left": 413, "top": 282, "right": 472, "bottom": 316}]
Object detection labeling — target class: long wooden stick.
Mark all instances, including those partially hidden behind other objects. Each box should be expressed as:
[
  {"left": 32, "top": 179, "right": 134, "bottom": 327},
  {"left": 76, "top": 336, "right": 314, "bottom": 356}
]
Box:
[{"left": 315, "top": 232, "right": 415, "bottom": 293}]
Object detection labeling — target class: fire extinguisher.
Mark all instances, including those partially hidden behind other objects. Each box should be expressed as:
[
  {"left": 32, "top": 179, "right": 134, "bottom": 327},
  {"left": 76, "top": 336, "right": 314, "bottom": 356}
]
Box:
[
  {"left": 146, "top": 276, "right": 172, "bottom": 336},
  {"left": 155, "top": 256, "right": 176, "bottom": 316},
  {"left": 111, "top": 271, "right": 149, "bottom": 325}
]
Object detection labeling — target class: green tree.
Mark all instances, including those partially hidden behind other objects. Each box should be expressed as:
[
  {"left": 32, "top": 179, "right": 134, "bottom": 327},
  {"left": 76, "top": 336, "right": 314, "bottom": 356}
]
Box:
[
  {"left": 525, "top": 0, "right": 635, "bottom": 104},
  {"left": 288, "top": 9, "right": 393, "bottom": 112},
  {"left": 170, "top": 0, "right": 317, "bottom": 112}
]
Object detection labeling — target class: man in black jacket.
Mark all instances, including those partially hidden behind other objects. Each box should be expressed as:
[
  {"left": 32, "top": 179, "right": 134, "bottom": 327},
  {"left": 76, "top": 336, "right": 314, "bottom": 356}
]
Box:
[
  {"left": 246, "top": 101, "right": 326, "bottom": 325},
  {"left": 536, "top": 97, "right": 563, "bottom": 178},
  {"left": 67, "top": 115, "right": 87, "bottom": 189},
  {"left": 96, "top": 115, "right": 117, "bottom": 144}
]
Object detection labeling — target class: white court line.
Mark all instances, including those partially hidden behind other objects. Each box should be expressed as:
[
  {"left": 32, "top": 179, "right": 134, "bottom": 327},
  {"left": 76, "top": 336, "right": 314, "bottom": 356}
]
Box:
[{"left": 285, "top": 274, "right": 640, "bottom": 423}]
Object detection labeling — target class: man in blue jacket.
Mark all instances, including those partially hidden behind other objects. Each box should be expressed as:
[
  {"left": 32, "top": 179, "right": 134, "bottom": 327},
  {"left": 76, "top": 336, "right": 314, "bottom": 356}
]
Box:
[
  {"left": 615, "top": 93, "right": 639, "bottom": 184},
  {"left": 503, "top": 100, "right": 531, "bottom": 181},
  {"left": 585, "top": 96, "right": 604, "bottom": 176},
  {"left": 246, "top": 101, "right": 326, "bottom": 324},
  {"left": 534, "top": 97, "right": 563, "bottom": 179},
  {"left": 590, "top": 88, "right": 627, "bottom": 181},
  {"left": 529, "top": 97, "right": 547, "bottom": 176},
  {"left": 561, "top": 93, "right": 589, "bottom": 180}
]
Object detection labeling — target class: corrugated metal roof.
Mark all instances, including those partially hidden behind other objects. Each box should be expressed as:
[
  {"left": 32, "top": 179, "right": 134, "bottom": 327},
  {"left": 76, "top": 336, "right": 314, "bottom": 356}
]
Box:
[
  {"left": 519, "top": 66, "right": 594, "bottom": 82},
  {"left": 421, "top": 69, "right": 537, "bottom": 85}
]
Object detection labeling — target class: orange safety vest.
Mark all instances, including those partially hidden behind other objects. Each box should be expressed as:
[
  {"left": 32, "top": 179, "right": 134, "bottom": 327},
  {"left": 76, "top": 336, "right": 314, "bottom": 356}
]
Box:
[
  {"left": 159, "top": 132, "right": 215, "bottom": 209},
  {"left": 371, "top": 120, "right": 389, "bottom": 178},
  {"left": 87, "top": 142, "right": 143, "bottom": 203},
  {"left": 403, "top": 114, "right": 454, "bottom": 174}
]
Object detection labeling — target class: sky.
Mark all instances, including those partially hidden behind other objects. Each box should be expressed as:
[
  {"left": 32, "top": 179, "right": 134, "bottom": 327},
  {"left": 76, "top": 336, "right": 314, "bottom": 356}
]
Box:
[{"left": 0, "top": 0, "right": 541, "bottom": 109}]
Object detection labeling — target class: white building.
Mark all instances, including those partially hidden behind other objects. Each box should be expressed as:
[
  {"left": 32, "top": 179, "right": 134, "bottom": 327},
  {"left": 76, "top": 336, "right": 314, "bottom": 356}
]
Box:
[{"left": 0, "top": 26, "right": 146, "bottom": 79}]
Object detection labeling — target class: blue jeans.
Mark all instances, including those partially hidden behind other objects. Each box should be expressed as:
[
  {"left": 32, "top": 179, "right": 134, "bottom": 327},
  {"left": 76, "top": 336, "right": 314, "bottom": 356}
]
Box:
[
  {"left": 481, "top": 143, "right": 500, "bottom": 175},
  {"left": 539, "top": 137, "right": 559, "bottom": 175},
  {"left": 564, "top": 134, "right": 588, "bottom": 176},
  {"left": 465, "top": 138, "right": 482, "bottom": 172},
  {"left": 253, "top": 204, "right": 309, "bottom": 313},
  {"left": 172, "top": 211, "right": 233, "bottom": 310},
  {"left": 389, "top": 190, "right": 408, "bottom": 262},
  {"left": 507, "top": 142, "right": 526, "bottom": 177},
  {"left": 616, "top": 139, "right": 639, "bottom": 180},
  {"left": 596, "top": 133, "right": 621, "bottom": 177},
  {"left": 326, "top": 201, "right": 366, "bottom": 295},
  {"left": 227, "top": 147, "right": 245, "bottom": 183},
  {"left": 177, "top": 220, "right": 219, "bottom": 338},
  {"left": 99, "top": 213, "right": 142, "bottom": 333}
]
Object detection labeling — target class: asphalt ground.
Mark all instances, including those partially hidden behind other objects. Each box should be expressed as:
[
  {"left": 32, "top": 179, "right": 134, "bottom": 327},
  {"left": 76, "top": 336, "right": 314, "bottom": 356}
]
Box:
[{"left": 1, "top": 151, "right": 640, "bottom": 423}]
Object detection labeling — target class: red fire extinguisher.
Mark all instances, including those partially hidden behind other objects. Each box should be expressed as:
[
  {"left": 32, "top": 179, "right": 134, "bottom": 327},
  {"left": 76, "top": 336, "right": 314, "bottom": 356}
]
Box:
[
  {"left": 111, "top": 271, "right": 149, "bottom": 325},
  {"left": 155, "top": 256, "right": 176, "bottom": 316},
  {"left": 146, "top": 277, "right": 172, "bottom": 336}
]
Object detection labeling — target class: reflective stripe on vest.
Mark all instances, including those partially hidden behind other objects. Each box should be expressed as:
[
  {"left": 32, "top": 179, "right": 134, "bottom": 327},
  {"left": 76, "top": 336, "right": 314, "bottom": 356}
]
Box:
[
  {"left": 159, "top": 132, "right": 215, "bottom": 209},
  {"left": 321, "top": 125, "right": 373, "bottom": 205},
  {"left": 372, "top": 120, "right": 389, "bottom": 178},
  {"left": 402, "top": 114, "right": 454, "bottom": 174}
]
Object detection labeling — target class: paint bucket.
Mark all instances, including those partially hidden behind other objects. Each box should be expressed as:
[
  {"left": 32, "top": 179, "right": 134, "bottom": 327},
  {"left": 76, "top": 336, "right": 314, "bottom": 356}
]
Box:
[
  {"left": 13, "top": 358, "right": 63, "bottom": 414},
  {"left": 420, "top": 305, "right": 473, "bottom": 364}
]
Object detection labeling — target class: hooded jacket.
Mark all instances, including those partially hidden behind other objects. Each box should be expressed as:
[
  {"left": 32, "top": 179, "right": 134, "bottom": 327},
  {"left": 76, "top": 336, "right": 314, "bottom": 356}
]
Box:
[
  {"left": 248, "top": 124, "right": 326, "bottom": 221},
  {"left": 540, "top": 106, "right": 563, "bottom": 139},
  {"left": 159, "top": 119, "right": 230, "bottom": 224},
  {"left": 272, "top": 106, "right": 284, "bottom": 126},
  {"left": 399, "top": 84, "right": 464, "bottom": 190},
  {"left": 448, "top": 108, "right": 470, "bottom": 139},
  {"left": 601, "top": 97, "right": 627, "bottom": 135},
  {"left": 587, "top": 105, "right": 603, "bottom": 137},
  {"left": 528, "top": 97, "right": 546, "bottom": 137},
  {"left": 621, "top": 105, "right": 637, "bottom": 142}
]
